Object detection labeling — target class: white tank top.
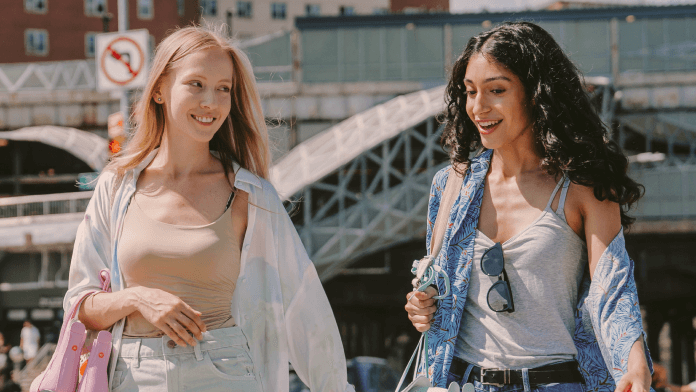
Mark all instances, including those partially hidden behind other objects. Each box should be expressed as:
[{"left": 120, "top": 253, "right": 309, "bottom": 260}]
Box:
[{"left": 454, "top": 176, "right": 587, "bottom": 369}]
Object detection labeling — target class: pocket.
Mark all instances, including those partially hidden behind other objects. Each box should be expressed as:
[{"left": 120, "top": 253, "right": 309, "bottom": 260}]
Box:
[
  {"left": 202, "top": 346, "right": 257, "bottom": 381},
  {"left": 110, "top": 358, "right": 131, "bottom": 392}
]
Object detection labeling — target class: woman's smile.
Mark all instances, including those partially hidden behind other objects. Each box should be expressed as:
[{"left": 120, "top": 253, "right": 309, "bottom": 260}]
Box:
[
  {"left": 477, "top": 119, "right": 503, "bottom": 134},
  {"left": 191, "top": 114, "right": 217, "bottom": 126}
]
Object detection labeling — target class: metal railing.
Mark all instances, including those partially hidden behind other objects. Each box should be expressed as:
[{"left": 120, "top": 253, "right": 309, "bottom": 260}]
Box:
[{"left": 0, "top": 191, "right": 93, "bottom": 219}]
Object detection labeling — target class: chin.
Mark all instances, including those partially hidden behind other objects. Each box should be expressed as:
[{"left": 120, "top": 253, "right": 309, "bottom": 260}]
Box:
[{"left": 479, "top": 135, "right": 501, "bottom": 150}]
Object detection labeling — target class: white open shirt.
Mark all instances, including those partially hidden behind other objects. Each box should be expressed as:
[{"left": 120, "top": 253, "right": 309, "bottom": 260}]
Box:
[{"left": 64, "top": 150, "right": 354, "bottom": 392}]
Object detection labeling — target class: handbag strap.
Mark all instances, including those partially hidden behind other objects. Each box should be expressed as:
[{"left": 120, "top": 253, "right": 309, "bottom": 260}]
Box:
[
  {"left": 57, "top": 269, "right": 112, "bottom": 347},
  {"left": 430, "top": 165, "right": 465, "bottom": 257},
  {"left": 395, "top": 334, "right": 425, "bottom": 392}
]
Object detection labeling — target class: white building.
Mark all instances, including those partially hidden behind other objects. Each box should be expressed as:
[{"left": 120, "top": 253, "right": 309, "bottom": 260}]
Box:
[{"left": 198, "top": 0, "right": 390, "bottom": 39}]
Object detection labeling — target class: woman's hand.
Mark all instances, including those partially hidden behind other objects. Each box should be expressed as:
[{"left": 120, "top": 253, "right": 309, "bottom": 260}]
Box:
[
  {"left": 405, "top": 286, "right": 438, "bottom": 332},
  {"left": 615, "top": 337, "right": 652, "bottom": 392},
  {"left": 131, "top": 287, "right": 207, "bottom": 347}
]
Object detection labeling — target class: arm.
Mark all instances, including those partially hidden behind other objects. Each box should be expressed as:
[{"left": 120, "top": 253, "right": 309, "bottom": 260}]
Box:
[
  {"left": 79, "top": 287, "right": 206, "bottom": 347},
  {"left": 581, "top": 189, "right": 651, "bottom": 392},
  {"left": 405, "top": 167, "right": 449, "bottom": 332},
  {"left": 272, "top": 193, "right": 354, "bottom": 392}
]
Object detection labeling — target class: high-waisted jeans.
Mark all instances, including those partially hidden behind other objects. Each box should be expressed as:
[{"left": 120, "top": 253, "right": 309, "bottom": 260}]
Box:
[{"left": 111, "top": 325, "right": 262, "bottom": 392}]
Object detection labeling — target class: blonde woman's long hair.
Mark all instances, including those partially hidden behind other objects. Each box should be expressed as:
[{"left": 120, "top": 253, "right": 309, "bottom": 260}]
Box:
[{"left": 105, "top": 25, "right": 270, "bottom": 186}]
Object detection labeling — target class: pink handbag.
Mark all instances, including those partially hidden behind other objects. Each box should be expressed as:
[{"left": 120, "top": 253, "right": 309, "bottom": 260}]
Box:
[{"left": 30, "top": 269, "right": 113, "bottom": 392}]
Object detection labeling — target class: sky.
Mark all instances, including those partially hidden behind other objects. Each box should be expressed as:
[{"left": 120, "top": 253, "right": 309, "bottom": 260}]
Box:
[{"left": 450, "top": 0, "right": 696, "bottom": 14}]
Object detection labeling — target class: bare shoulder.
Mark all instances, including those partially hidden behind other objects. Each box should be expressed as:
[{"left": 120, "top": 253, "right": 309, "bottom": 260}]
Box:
[
  {"left": 573, "top": 182, "right": 620, "bottom": 224},
  {"left": 564, "top": 181, "right": 621, "bottom": 240}
]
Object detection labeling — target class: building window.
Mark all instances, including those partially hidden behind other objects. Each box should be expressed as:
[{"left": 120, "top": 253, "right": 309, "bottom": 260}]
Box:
[
  {"left": 372, "top": 8, "right": 388, "bottom": 15},
  {"left": 85, "top": 0, "right": 106, "bottom": 16},
  {"left": 177, "top": 0, "right": 185, "bottom": 16},
  {"left": 200, "top": 0, "right": 217, "bottom": 16},
  {"left": 271, "top": 3, "right": 286, "bottom": 19},
  {"left": 237, "top": 1, "right": 252, "bottom": 18},
  {"left": 305, "top": 4, "right": 320, "bottom": 16},
  {"left": 25, "top": 0, "right": 47, "bottom": 14},
  {"left": 25, "top": 29, "right": 48, "bottom": 56},
  {"left": 137, "top": 0, "right": 153, "bottom": 19},
  {"left": 339, "top": 6, "right": 355, "bottom": 15},
  {"left": 85, "top": 32, "right": 97, "bottom": 58}
]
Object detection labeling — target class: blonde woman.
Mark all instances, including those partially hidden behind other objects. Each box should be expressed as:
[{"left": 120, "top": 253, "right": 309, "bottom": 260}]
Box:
[{"left": 64, "top": 26, "right": 353, "bottom": 392}]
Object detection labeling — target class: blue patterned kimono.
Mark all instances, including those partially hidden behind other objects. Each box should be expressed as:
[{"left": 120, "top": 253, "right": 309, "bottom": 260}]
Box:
[{"left": 421, "top": 149, "right": 653, "bottom": 391}]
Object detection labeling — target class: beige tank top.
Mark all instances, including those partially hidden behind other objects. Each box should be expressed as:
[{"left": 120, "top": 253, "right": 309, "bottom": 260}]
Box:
[{"left": 118, "top": 193, "right": 240, "bottom": 338}]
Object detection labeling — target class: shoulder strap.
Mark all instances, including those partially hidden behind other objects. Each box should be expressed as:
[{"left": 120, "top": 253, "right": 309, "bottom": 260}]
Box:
[
  {"left": 545, "top": 176, "right": 566, "bottom": 211},
  {"left": 430, "top": 165, "right": 465, "bottom": 256},
  {"left": 225, "top": 190, "right": 236, "bottom": 210},
  {"left": 555, "top": 176, "right": 571, "bottom": 222}
]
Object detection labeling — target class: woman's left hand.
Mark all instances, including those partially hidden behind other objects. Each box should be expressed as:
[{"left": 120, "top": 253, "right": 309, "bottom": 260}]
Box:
[
  {"left": 615, "top": 337, "right": 652, "bottom": 392},
  {"left": 616, "top": 369, "right": 651, "bottom": 392}
]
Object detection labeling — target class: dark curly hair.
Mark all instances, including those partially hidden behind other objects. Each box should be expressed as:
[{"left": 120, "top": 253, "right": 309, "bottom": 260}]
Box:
[{"left": 443, "top": 21, "right": 643, "bottom": 228}]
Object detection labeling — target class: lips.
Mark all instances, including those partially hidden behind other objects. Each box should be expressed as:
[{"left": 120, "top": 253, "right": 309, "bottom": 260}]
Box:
[
  {"left": 477, "top": 119, "right": 502, "bottom": 134},
  {"left": 191, "top": 114, "right": 215, "bottom": 124}
]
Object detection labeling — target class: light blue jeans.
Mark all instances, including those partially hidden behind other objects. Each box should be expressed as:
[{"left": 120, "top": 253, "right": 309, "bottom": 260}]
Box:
[
  {"left": 111, "top": 326, "right": 262, "bottom": 392},
  {"left": 446, "top": 364, "right": 585, "bottom": 392}
]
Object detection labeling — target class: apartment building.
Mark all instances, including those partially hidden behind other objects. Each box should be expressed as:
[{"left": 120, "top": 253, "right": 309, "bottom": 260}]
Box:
[
  {"left": 198, "top": 0, "right": 390, "bottom": 39},
  {"left": 0, "top": 0, "right": 198, "bottom": 64}
]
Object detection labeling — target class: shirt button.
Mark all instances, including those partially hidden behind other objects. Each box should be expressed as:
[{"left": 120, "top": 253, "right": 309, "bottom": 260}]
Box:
[
  {"left": 167, "top": 340, "right": 176, "bottom": 349},
  {"left": 242, "top": 278, "right": 247, "bottom": 283},
  {"left": 244, "top": 315, "right": 249, "bottom": 320},
  {"left": 243, "top": 243, "right": 250, "bottom": 251}
]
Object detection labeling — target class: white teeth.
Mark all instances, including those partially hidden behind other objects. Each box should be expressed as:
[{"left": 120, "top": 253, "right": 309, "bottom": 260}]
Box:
[
  {"left": 194, "top": 116, "right": 214, "bottom": 123},
  {"left": 479, "top": 120, "right": 502, "bottom": 127}
]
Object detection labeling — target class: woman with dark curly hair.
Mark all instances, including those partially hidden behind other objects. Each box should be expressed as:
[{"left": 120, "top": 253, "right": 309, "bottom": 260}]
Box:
[{"left": 404, "top": 22, "right": 653, "bottom": 392}]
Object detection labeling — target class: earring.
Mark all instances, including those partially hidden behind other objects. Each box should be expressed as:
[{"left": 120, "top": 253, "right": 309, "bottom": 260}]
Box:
[{"left": 157, "top": 97, "right": 162, "bottom": 102}]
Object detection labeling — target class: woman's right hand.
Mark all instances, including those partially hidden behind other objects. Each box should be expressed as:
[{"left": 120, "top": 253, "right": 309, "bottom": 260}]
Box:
[
  {"left": 131, "top": 287, "right": 207, "bottom": 346},
  {"left": 404, "top": 286, "right": 438, "bottom": 332}
]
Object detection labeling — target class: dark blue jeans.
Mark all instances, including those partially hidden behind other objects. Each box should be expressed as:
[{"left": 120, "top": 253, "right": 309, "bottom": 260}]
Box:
[{"left": 446, "top": 364, "right": 585, "bottom": 392}]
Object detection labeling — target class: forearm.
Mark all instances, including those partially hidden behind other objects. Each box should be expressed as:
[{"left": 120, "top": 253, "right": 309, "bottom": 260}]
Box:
[
  {"left": 627, "top": 335, "right": 651, "bottom": 378},
  {"left": 78, "top": 288, "right": 139, "bottom": 331}
]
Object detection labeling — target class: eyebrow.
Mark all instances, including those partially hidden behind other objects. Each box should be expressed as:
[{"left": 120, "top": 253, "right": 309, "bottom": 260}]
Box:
[
  {"left": 186, "top": 73, "right": 232, "bottom": 83},
  {"left": 464, "top": 76, "right": 512, "bottom": 84}
]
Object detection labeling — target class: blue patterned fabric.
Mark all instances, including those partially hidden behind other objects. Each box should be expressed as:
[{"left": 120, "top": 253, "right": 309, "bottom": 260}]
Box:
[{"left": 419, "top": 150, "right": 653, "bottom": 391}]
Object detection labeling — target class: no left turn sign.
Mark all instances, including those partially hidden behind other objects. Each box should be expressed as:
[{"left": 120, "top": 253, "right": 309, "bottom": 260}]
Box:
[{"left": 96, "top": 29, "right": 149, "bottom": 91}]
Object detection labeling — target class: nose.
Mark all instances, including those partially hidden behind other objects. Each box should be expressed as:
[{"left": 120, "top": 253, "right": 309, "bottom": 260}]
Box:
[
  {"left": 200, "top": 87, "right": 217, "bottom": 109},
  {"left": 470, "top": 92, "right": 490, "bottom": 116}
]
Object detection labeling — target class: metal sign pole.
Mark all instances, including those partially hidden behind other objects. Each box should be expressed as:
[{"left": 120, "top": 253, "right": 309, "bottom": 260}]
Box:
[{"left": 118, "top": 0, "right": 130, "bottom": 135}]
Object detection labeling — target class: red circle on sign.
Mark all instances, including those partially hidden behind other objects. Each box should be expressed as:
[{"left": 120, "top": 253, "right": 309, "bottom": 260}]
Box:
[
  {"left": 100, "top": 36, "right": 146, "bottom": 86},
  {"left": 99, "top": 352, "right": 104, "bottom": 358},
  {"left": 72, "top": 345, "right": 78, "bottom": 351}
]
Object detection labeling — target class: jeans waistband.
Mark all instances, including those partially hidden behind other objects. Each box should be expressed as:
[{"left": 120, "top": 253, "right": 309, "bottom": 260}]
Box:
[{"left": 119, "top": 325, "right": 248, "bottom": 358}]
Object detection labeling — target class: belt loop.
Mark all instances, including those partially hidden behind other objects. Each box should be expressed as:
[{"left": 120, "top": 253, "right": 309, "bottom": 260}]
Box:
[
  {"left": 463, "top": 364, "right": 475, "bottom": 384},
  {"left": 522, "top": 368, "right": 530, "bottom": 392},
  {"left": 194, "top": 343, "right": 203, "bottom": 362},
  {"left": 133, "top": 339, "right": 141, "bottom": 368}
]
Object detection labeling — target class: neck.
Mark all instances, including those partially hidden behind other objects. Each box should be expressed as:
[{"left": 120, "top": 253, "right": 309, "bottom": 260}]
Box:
[
  {"left": 150, "top": 129, "right": 215, "bottom": 178},
  {"left": 490, "top": 128, "right": 541, "bottom": 179}
]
